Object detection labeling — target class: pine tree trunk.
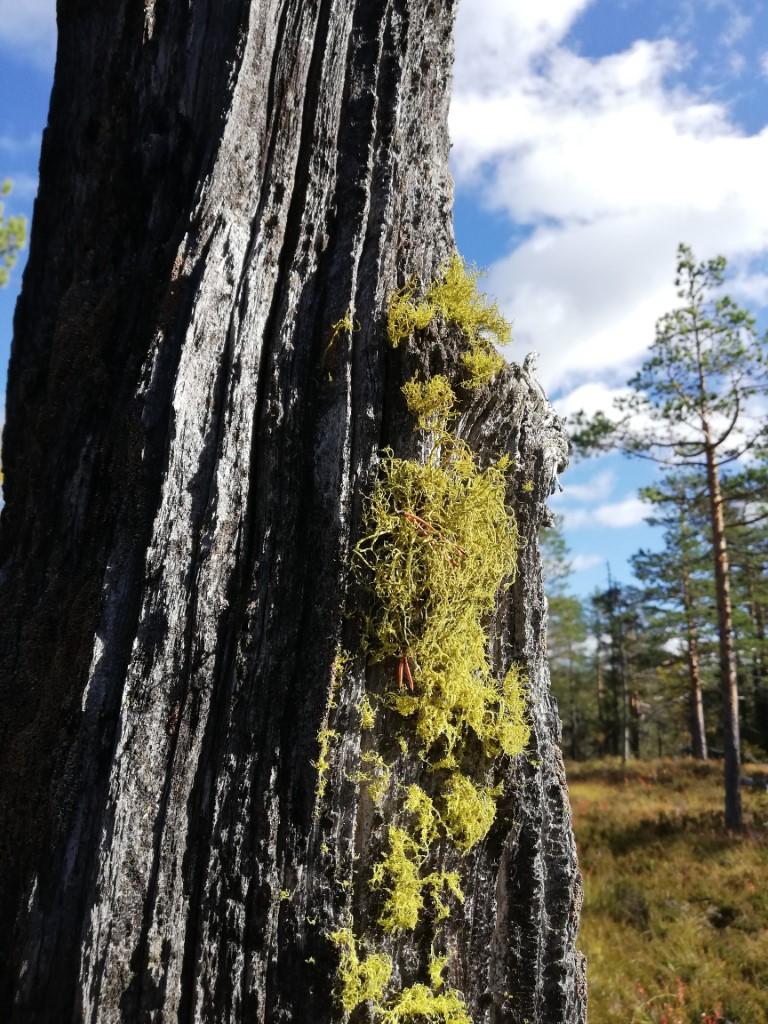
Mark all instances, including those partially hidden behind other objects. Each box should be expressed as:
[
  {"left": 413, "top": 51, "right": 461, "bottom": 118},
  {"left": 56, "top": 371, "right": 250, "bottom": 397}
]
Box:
[
  {"left": 704, "top": 446, "right": 742, "bottom": 829},
  {"left": 628, "top": 691, "right": 640, "bottom": 758},
  {"left": 681, "top": 568, "right": 708, "bottom": 759},
  {"left": 0, "top": 2, "right": 586, "bottom": 1021}
]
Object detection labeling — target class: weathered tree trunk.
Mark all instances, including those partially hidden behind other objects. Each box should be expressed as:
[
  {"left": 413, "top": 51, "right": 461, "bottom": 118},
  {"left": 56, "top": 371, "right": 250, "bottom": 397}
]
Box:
[{"left": 0, "top": 2, "right": 586, "bottom": 1022}]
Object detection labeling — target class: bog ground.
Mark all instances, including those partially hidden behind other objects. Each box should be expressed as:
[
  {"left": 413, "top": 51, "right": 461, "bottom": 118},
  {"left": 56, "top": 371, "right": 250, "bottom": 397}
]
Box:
[{"left": 568, "top": 760, "right": 768, "bottom": 1024}]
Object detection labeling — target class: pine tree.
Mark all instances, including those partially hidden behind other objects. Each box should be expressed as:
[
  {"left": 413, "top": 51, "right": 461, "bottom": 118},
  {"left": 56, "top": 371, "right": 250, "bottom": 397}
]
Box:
[
  {"left": 572, "top": 245, "right": 768, "bottom": 829},
  {"left": 542, "top": 522, "right": 593, "bottom": 760},
  {"left": 632, "top": 474, "right": 716, "bottom": 759},
  {"left": 721, "top": 462, "right": 768, "bottom": 755}
]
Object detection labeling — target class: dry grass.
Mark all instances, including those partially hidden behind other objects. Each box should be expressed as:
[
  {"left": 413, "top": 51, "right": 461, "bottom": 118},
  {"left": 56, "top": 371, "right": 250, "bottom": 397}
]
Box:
[{"left": 567, "top": 759, "right": 768, "bottom": 1024}]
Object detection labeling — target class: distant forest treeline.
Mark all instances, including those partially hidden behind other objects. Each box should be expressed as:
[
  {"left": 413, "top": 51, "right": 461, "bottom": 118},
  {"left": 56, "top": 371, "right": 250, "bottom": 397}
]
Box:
[{"left": 544, "top": 477, "right": 768, "bottom": 764}]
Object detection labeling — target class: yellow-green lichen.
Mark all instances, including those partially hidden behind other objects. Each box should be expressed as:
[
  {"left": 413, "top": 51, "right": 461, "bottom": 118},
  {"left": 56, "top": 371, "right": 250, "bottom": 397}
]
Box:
[
  {"left": 378, "top": 984, "right": 472, "bottom": 1024},
  {"left": 314, "top": 647, "right": 351, "bottom": 807},
  {"left": 403, "top": 785, "right": 440, "bottom": 848},
  {"left": 441, "top": 773, "right": 498, "bottom": 853},
  {"left": 352, "top": 751, "right": 392, "bottom": 809},
  {"left": 371, "top": 826, "right": 425, "bottom": 933},
  {"left": 371, "top": 825, "right": 464, "bottom": 934},
  {"left": 428, "top": 955, "right": 450, "bottom": 991},
  {"left": 493, "top": 666, "right": 531, "bottom": 760},
  {"left": 461, "top": 345, "right": 505, "bottom": 390},
  {"left": 360, "top": 694, "right": 377, "bottom": 730},
  {"left": 313, "top": 728, "right": 339, "bottom": 804},
  {"left": 325, "top": 309, "right": 358, "bottom": 361},
  {"left": 427, "top": 868, "right": 464, "bottom": 924},
  {"left": 387, "top": 255, "right": 508, "bottom": 389},
  {"left": 387, "top": 281, "right": 437, "bottom": 349},
  {"left": 331, "top": 929, "right": 393, "bottom": 1014},
  {"left": 427, "top": 255, "right": 510, "bottom": 351},
  {"left": 401, "top": 375, "right": 456, "bottom": 433},
  {"left": 355, "top": 383, "right": 522, "bottom": 764}
]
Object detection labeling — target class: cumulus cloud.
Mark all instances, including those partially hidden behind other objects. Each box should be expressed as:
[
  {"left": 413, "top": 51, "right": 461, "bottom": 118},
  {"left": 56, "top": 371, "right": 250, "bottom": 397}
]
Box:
[
  {"left": 561, "top": 495, "right": 650, "bottom": 529},
  {"left": 450, "top": 0, "right": 768, "bottom": 391},
  {"left": 554, "top": 381, "right": 631, "bottom": 419},
  {"left": 0, "top": 0, "right": 56, "bottom": 68},
  {"left": 571, "top": 552, "right": 604, "bottom": 572},
  {"left": 555, "top": 468, "right": 616, "bottom": 503}
]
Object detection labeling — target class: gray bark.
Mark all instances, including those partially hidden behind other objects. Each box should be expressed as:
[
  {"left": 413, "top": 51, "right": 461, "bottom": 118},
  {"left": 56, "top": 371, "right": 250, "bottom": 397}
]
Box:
[{"left": 0, "top": 1, "right": 586, "bottom": 1021}]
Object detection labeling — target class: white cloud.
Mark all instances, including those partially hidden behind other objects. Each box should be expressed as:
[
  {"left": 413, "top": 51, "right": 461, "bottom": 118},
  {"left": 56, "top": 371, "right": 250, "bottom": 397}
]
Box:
[
  {"left": 450, "top": 1, "right": 768, "bottom": 391},
  {"left": 663, "top": 636, "right": 686, "bottom": 656},
  {"left": 555, "top": 381, "right": 630, "bottom": 419},
  {"left": 571, "top": 552, "right": 603, "bottom": 572},
  {"left": 760, "top": 51, "right": 768, "bottom": 79},
  {"left": 554, "top": 468, "right": 615, "bottom": 503},
  {"left": 719, "top": 10, "right": 751, "bottom": 48},
  {"left": 453, "top": 0, "right": 592, "bottom": 97},
  {"left": 0, "top": 0, "right": 56, "bottom": 68},
  {"left": 561, "top": 495, "right": 650, "bottom": 529},
  {"left": 728, "top": 269, "right": 768, "bottom": 304}
]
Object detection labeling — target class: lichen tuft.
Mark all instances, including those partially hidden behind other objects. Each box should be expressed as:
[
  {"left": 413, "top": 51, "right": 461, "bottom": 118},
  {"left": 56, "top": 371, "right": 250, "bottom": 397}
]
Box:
[
  {"left": 386, "top": 255, "right": 509, "bottom": 389},
  {"left": 371, "top": 826, "right": 425, "bottom": 933},
  {"left": 355, "top": 379, "right": 523, "bottom": 765},
  {"left": 378, "top": 984, "right": 473, "bottom": 1024},
  {"left": 441, "top": 773, "right": 498, "bottom": 853},
  {"left": 331, "top": 929, "right": 393, "bottom": 1014}
]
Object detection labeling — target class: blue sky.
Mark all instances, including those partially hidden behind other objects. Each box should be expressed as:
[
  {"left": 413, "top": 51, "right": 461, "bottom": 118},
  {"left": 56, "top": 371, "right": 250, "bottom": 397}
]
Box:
[{"left": 2, "top": 0, "right": 768, "bottom": 597}]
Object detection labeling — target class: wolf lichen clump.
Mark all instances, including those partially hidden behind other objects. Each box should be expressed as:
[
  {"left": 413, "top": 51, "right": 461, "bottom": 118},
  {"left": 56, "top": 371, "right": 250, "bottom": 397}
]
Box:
[
  {"left": 331, "top": 930, "right": 393, "bottom": 1013},
  {"left": 313, "top": 648, "right": 348, "bottom": 806},
  {"left": 442, "top": 773, "right": 499, "bottom": 853},
  {"left": 371, "top": 824, "right": 464, "bottom": 934},
  {"left": 351, "top": 751, "right": 392, "bottom": 809},
  {"left": 313, "top": 728, "right": 338, "bottom": 804},
  {"left": 355, "top": 377, "right": 521, "bottom": 766},
  {"left": 325, "top": 255, "right": 530, "bottom": 1022},
  {"left": 400, "top": 375, "right": 456, "bottom": 432},
  {"left": 360, "top": 694, "right": 376, "bottom": 730},
  {"left": 378, "top": 983, "right": 473, "bottom": 1024},
  {"left": 387, "top": 255, "right": 508, "bottom": 387}
]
